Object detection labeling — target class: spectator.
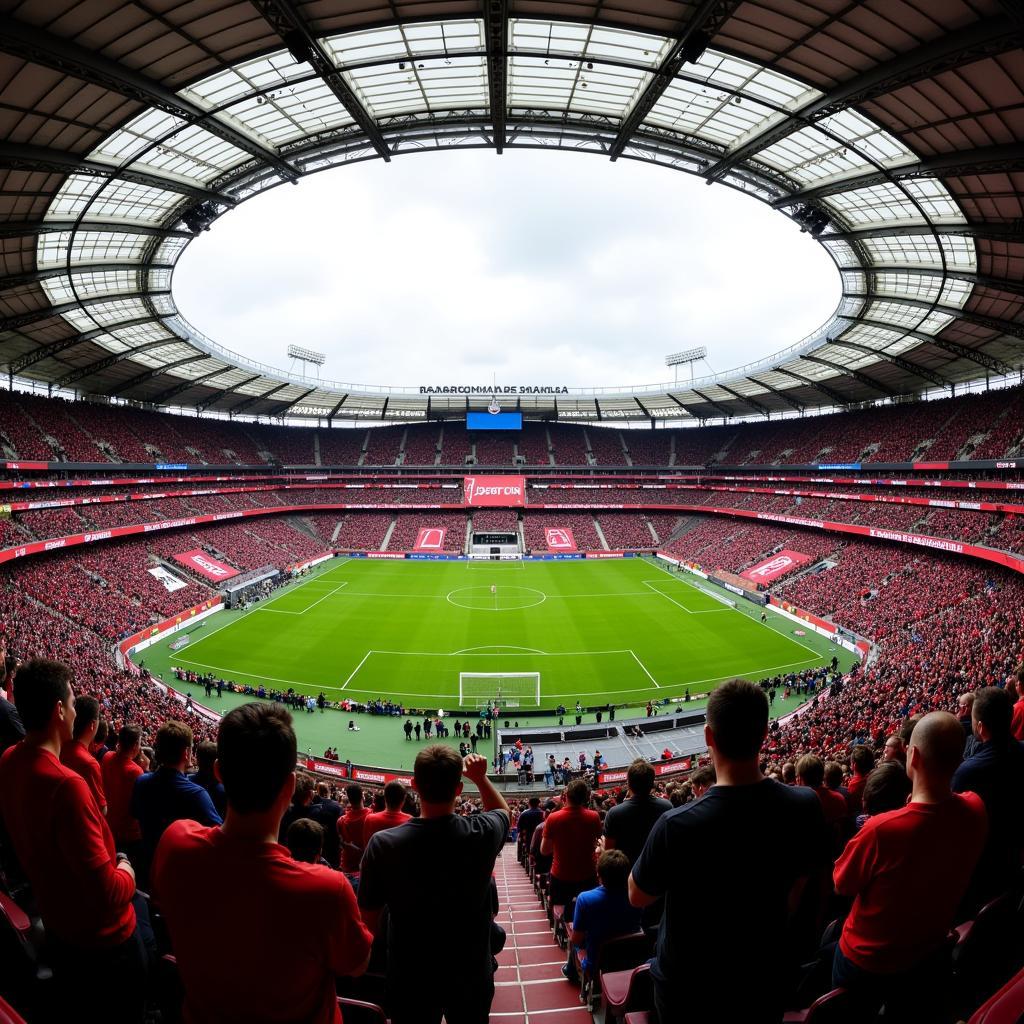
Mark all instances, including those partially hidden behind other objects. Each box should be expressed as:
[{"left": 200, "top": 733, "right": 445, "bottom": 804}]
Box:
[
  {"left": 855, "top": 761, "right": 911, "bottom": 831},
  {"left": 517, "top": 796, "right": 544, "bottom": 852},
  {"left": 188, "top": 739, "right": 227, "bottom": 818},
  {"left": 153, "top": 703, "right": 372, "bottom": 1023},
  {"left": 952, "top": 686, "right": 1024, "bottom": 911},
  {"left": 957, "top": 692, "right": 980, "bottom": 758},
  {"left": 362, "top": 779, "right": 411, "bottom": 846},
  {"left": 796, "top": 753, "right": 848, "bottom": 840},
  {"left": 0, "top": 659, "right": 148, "bottom": 1023},
  {"left": 59, "top": 693, "right": 106, "bottom": 814},
  {"left": 101, "top": 725, "right": 145, "bottom": 857},
  {"left": 690, "top": 764, "right": 716, "bottom": 798},
  {"left": 132, "top": 720, "right": 222, "bottom": 884},
  {"left": 832, "top": 712, "right": 988, "bottom": 1018},
  {"left": 338, "top": 784, "right": 370, "bottom": 878},
  {"left": 310, "top": 780, "right": 343, "bottom": 869},
  {"left": 629, "top": 679, "right": 830, "bottom": 1024},
  {"left": 358, "top": 748, "right": 509, "bottom": 1024},
  {"left": 1010, "top": 666, "right": 1024, "bottom": 740},
  {"left": 541, "top": 779, "right": 603, "bottom": 917},
  {"left": 847, "top": 745, "right": 874, "bottom": 816},
  {"left": 602, "top": 758, "right": 672, "bottom": 865},
  {"left": 286, "top": 817, "right": 328, "bottom": 866},
  {"left": 565, "top": 849, "right": 642, "bottom": 984},
  {"left": 279, "top": 771, "right": 316, "bottom": 841},
  {"left": 0, "top": 647, "right": 24, "bottom": 755},
  {"left": 881, "top": 734, "right": 905, "bottom": 764}
]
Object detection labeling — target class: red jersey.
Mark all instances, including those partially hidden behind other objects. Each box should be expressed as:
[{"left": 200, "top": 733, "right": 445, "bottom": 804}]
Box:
[
  {"left": 815, "top": 786, "right": 849, "bottom": 824},
  {"left": 362, "top": 809, "right": 411, "bottom": 847},
  {"left": 101, "top": 749, "right": 143, "bottom": 843},
  {"left": 337, "top": 806, "right": 370, "bottom": 872},
  {"left": 835, "top": 793, "right": 987, "bottom": 973},
  {"left": 847, "top": 772, "right": 868, "bottom": 816},
  {"left": 60, "top": 737, "right": 106, "bottom": 813},
  {"left": 0, "top": 743, "right": 135, "bottom": 947},
  {"left": 153, "top": 820, "right": 372, "bottom": 1024},
  {"left": 1011, "top": 698, "right": 1024, "bottom": 742},
  {"left": 543, "top": 805, "right": 602, "bottom": 882}
]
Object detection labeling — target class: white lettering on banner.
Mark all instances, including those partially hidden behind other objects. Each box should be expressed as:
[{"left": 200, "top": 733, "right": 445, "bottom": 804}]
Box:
[
  {"left": 83, "top": 532, "right": 111, "bottom": 543},
  {"left": 868, "top": 528, "right": 964, "bottom": 553},
  {"left": 756, "top": 512, "right": 824, "bottom": 529},
  {"left": 748, "top": 555, "right": 793, "bottom": 578},
  {"left": 465, "top": 478, "right": 523, "bottom": 501},
  {"left": 367, "top": 552, "right": 405, "bottom": 559},
  {"left": 191, "top": 554, "right": 231, "bottom": 577},
  {"left": 44, "top": 539, "right": 66, "bottom": 550},
  {"left": 997, "top": 462, "right": 1018, "bottom": 469}
]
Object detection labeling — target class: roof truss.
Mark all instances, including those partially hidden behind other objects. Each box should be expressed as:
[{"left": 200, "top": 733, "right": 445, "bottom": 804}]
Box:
[{"left": 799, "top": 355, "right": 896, "bottom": 396}]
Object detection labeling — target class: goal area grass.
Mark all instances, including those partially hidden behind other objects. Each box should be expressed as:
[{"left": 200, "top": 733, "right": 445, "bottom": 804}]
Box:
[{"left": 142, "top": 557, "right": 854, "bottom": 739}]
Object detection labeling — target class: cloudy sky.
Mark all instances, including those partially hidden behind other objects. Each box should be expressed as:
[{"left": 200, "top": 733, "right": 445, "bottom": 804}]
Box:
[{"left": 174, "top": 149, "right": 840, "bottom": 391}]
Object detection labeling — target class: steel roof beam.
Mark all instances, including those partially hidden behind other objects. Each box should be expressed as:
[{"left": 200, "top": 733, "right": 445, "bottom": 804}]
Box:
[
  {"left": 772, "top": 368, "right": 849, "bottom": 407},
  {"left": 0, "top": 142, "right": 237, "bottom": 207},
  {"left": 268, "top": 387, "right": 318, "bottom": 418},
  {"left": 633, "top": 397, "right": 653, "bottom": 419},
  {"left": 715, "top": 382, "right": 770, "bottom": 416},
  {"left": 799, "top": 355, "right": 896, "bottom": 396},
  {"left": 148, "top": 368, "right": 233, "bottom": 406},
  {"left": 0, "top": 220, "right": 191, "bottom": 240},
  {"left": 744, "top": 377, "right": 803, "bottom": 412},
  {"left": 866, "top": 266, "right": 1024, "bottom": 299},
  {"left": 196, "top": 375, "right": 264, "bottom": 412},
  {"left": 691, "top": 388, "right": 733, "bottom": 418},
  {"left": 775, "top": 143, "right": 1024, "bottom": 207},
  {"left": 846, "top": 293, "right": 1024, "bottom": 340},
  {"left": 0, "top": 14, "right": 299, "bottom": 183},
  {"left": 108, "top": 355, "right": 210, "bottom": 396},
  {"left": 327, "top": 394, "right": 349, "bottom": 420},
  {"left": 484, "top": 0, "right": 508, "bottom": 153},
  {"left": 825, "top": 338, "right": 949, "bottom": 388},
  {"left": 826, "top": 221, "right": 1023, "bottom": 242},
  {"left": 231, "top": 383, "right": 292, "bottom": 415},
  {"left": 52, "top": 338, "right": 182, "bottom": 387},
  {"left": 594, "top": 398, "right": 602, "bottom": 420},
  {"left": 0, "top": 291, "right": 170, "bottom": 332},
  {"left": 665, "top": 393, "right": 696, "bottom": 417},
  {"left": 5, "top": 317, "right": 162, "bottom": 375},
  {"left": 0, "top": 262, "right": 174, "bottom": 292},
  {"left": 706, "top": 17, "right": 1020, "bottom": 182},
  {"left": 608, "top": 0, "right": 742, "bottom": 161},
  {"left": 252, "top": 0, "right": 390, "bottom": 162}
]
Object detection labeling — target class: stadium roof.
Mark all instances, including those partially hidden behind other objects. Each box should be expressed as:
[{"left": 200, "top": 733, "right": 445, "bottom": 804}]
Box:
[{"left": 0, "top": 0, "right": 1022, "bottom": 424}]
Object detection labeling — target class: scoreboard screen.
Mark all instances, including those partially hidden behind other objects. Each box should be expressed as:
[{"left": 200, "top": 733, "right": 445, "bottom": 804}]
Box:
[{"left": 467, "top": 411, "right": 522, "bottom": 430}]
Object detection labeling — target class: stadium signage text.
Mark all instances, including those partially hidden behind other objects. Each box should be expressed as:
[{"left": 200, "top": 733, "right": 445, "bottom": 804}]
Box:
[
  {"left": 418, "top": 385, "right": 569, "bottom": 394},
  {"left": 464, "top": 475, "right": 526, "bottom": 507}
]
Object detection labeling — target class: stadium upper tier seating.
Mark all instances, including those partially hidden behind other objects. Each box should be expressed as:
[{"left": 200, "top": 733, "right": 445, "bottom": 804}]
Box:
[{"left": 3, "top": 385, "right": 1022, "bottom": 467}]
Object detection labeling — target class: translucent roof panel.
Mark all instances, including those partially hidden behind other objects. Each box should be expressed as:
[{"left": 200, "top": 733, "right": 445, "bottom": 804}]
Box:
[
  {"left": 823, "top": 180, "right": 962, "bottom": 228},
  {"left": 509, "top": 56, "right": 651, "bottom": 118},
  {"left": 509, "top": 20, "right": 669, "bottom": 67},
  {"left": 43, "top": 269, "right": 145, "bottom": 305},
  {"left": 36, "top": 230, "right": 154, "bottom": 268},
  {"left": 646, "top": 78, "right": 777, "bottom": 147},
  {"left": 218, "top": 79, "right": 354, "bottom": 147},
  {"left": 343, "top": 55, "right": 488, "bottom": 117},
  {"left": 62, "top": 297, "right": 157, "bottom": 331},
  {"left": 326, "top": 21, "right": 484, "bottom": 65},
  {"left": 46, "top": 175, "right": 182, "bottom": 225}
]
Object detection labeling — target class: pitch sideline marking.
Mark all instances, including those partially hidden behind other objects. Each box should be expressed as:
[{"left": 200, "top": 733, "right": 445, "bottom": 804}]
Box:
[
  {"left": 339, "top": 650, "right": 373, "bottom": 690},
  {"left": 452, "top": 645, "right": 547, "bottom": 655},
  {"left": 629, "top": 650, "right": 660, "bottom": 688}
]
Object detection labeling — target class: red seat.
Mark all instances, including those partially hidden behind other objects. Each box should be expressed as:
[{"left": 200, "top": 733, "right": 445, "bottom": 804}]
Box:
[
  {"left": 623, "top": 1013, "right": 650, "bottom": 1024},
  {"left": 969, "top": 966, "right": 1024, "bottom": 1024},
  {"left": 0, "top": 996, "right": 28, "bottom": 1024},
  {"left": 600, "top": 962, "right": 651, "bottom": 1019},
  {"left": 338, "top": 997, "right": 390, "bottom": 1023},
  {"left": 783, "top": 988, "right": 853, "bottom": 1023}
]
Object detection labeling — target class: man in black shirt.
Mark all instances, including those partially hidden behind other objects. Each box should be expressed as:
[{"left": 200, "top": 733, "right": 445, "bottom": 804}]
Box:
[
  {"left": 517, "top": 796, "right": 543, "bottom": 852},
  {"left": 359, "top": 746, "right": 509, "bottom": 1024},
  {"left": 603, "top": 758, "right": 671, "bottom": 866},
  {"left": 630, "top": 679, "right": 830, "bottom": 1024}
]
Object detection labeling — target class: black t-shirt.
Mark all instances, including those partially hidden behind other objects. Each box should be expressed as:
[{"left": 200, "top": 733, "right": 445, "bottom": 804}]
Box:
[
  {"left": 603, "top": 794, "right": 672, "bottom": 865},
  {"left": 632, "top": 780, "right": 829, "bottom": 1014},
  {"left": 517, "top": 807, "right": 543, "bottom": 847},
  {"left": 358, "top": 809, "right": 509, "bottom": 979}
]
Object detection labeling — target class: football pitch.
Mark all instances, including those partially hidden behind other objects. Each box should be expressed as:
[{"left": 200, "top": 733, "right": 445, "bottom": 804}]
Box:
[{"left": 144, "top": 556, "right": 853, "bottom": 712}]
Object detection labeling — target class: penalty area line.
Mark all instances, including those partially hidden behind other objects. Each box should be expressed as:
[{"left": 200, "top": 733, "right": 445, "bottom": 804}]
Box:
[
  {"left": 629, "top": 650, "right": 659, "bottom": 688},
  {"left": 339, "top": 650, "right": 373, "bottom": 690}
]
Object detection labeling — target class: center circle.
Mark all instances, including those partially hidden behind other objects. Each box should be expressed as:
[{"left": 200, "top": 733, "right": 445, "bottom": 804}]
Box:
[{"left": 446, "top": 586, "right": 547, "bottom": 612}]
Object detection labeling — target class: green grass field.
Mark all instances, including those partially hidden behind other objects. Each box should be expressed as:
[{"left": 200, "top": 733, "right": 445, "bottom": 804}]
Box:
[{"left": 143, "top": 556, "right": 852, "bottom": 714}]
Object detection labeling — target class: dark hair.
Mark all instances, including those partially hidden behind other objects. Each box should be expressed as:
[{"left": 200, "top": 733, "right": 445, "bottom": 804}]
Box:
[
  {"left": 155, "top": 721, "right": 193, "bottom": 766},
  {"left": 414, "top": 745, "right": 463, "bottom": 804},
  {"left": 898, "top": 715, "right": 921, "bottom": 748},
  {"left": 217, "top": 703, "right": 296, "bottom": 814},
  {"left": 973, "top": 686, "right": 1012, "bottom": 743},
  {"left": 13, "top": 658, "right": 72, "bottom": 732},
  {"left": 626, "top": 758, "right": 655, "bottom": 797},
  {"left": 71, "top": 695, "right": 100, "bottom": 740},
  {"left": 597, "top": 849, "right": 631, "bottom": 891},
  {"left": 566, "top": 778, "right": 590, "bottom": 807},
  {"left": 706, "top": 679, "right": 768, "bottom": 760},
  {"left": 850, "top": 744, "right": 874, "bottom": 775},
  {"left": 285, "top": 818, "right": 324, "bottom": 864},
  {"left": 117, "top": 725, "right": 142, "bottom": 752},
  {"left": 293, "top": 772, "right": 316, "bottom": 807},
  {"left": 194, "top": 740, "right": 217, "bottom": 773},
  {"left": 528, "top": 796, "right": 541, "bottom": 808},
  {"left": 94, "top": 718, "right": 108, "bottom": 746},
  {"left": 863, "top": 762, "right": 911, "bottom": 817},
  {"left": 383, "top": 779, "right": 406, "bottom": 810},
  {"left": 690, "top": 765, "right": 716, "bottom": 789},
  {"left": 797, "top": 753, "right": 825, "bottom": 788},
  {"left": 345, "top": 784, "right": 364, "bottom": 807}
]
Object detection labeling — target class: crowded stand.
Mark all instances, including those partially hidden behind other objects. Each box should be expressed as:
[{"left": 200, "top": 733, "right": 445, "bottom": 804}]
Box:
[
  {"left": 334, "top": 512, "right": 394, "bottom": 550},
  {"left": 473, "top": 433, "right": 517, "bottom": 465},
  {"left": 550, "top": 424, "right": 589, "bottom": 466},
  {"left": 470, "top": 509, "right": 520, "bottom": 532},
  {"left": 517, "top": 423, "right": 552, "bottom": 465},
  {"left": 317, "top": 428, "right": 365, "bottom": 466},
  {"left": 386, "top": 512, "right": 467, "bottom": 551},
  {"left": 594, "top": 513, "right": 657, "bottom": 550},
  {"left": 401, "top": 423, "right": 440, "bottom": 465},
  {"left": 523, "top": 513, "right": 602, "bottom": 551},
  {"left": 438, "top": 423, "right": 472, "bottom": 465},
  {"left": 363, "top": 425, "right": 404, "bottom": 466},
  {"left": 622, "top": 429, "right": 673, "bottom": 466},
  {"left": 585, "top": 426, "right": 627, "bottom": 465}
]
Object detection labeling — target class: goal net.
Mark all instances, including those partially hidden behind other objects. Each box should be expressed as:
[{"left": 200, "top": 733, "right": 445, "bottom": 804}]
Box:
[{"left": 459, "top": 672, "right": 541, "bottom": 709}]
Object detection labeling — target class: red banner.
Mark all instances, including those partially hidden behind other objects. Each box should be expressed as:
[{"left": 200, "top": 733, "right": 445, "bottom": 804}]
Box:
[
  {"left": 543, "top": 527, "right": 577, "bottom": 551},
  {"left": 741, "top": 549, "right": 812, "bottom": 584},
  {"left": 413, "top": 527, "right": 447, "bottom": 551},
  {"left": 172, "top": 549, "right": 239, "bottom": 581},
  {"left": 463, "top": 475, "right": 526, "bottom": 507}
]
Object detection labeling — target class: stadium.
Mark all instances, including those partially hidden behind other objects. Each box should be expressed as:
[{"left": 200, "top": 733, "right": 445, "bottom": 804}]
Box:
[{"left": 1, "top": 1, "right": 1023, "bottom": 1022}]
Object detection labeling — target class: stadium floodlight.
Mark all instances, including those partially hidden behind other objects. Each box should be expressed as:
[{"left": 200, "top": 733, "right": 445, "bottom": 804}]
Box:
[
  {"left": 287, "top": 344, "right": 326, "bottom": 366},
  {"left": 665, "top": 347, "right": 707, "bottom": 367}
]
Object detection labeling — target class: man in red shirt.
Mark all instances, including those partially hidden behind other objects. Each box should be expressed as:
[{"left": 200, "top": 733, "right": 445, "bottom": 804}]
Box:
[
  {"left": 846, "top": 744, "right": 874, "bottom": 816},
  {"left": 797, "top": 753, "right": 848, "bottom": 852},
  {"left": 0, "top": 659, "right": 146, "bottom": 1023},
  {"left": 540, "top": 778, "right": 602, "bottom": 915},
  {"left": 362, "top": 779, "right": 411, "bottom": 846},
  {"left": 337, "top": 784, "right": 370, "bottom": 878},
  {"left": 102, "top": 725, "right": 145, "bottom": 857},
  {"left": 59, "top": 693, "right": 106, "bottom": 814},
  {"left": 153, "top": 702, "right": 372, "bottom": 1024},
  {"left": 832, "top": 711, "right": 988, "bottom": 1018},
  {"left": 1010, "top": 668, "right": 1024, "bottom": 741}
]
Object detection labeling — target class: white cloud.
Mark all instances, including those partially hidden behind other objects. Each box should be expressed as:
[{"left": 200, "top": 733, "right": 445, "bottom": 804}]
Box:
[{"left": 174, "top": 149, "right": 841, "bottom": 389}]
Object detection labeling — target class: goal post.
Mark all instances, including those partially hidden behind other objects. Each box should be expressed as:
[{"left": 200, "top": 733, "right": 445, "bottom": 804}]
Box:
[{"left": 458, "top": 672, "right": 541, "bottom": 709}]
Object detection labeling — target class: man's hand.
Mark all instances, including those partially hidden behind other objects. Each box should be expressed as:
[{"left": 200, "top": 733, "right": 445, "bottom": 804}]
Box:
[
  {"left": 463, "top": 753, "right": 490, "bottom": 785},
  {"left": 115, "top": 855, "right": 136, "bottom": 882}
]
